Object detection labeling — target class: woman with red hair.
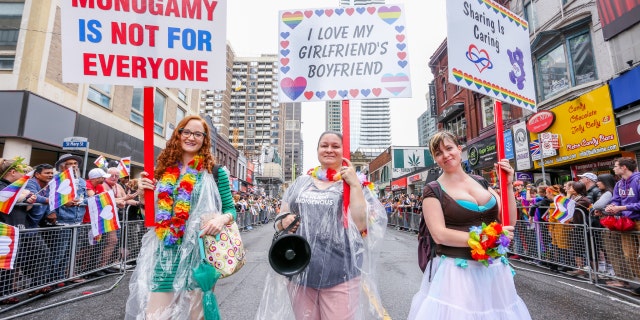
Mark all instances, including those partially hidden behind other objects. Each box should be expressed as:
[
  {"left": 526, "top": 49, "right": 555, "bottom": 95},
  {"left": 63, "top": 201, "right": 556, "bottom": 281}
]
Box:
[{"left": 125, "top": 115, "right": 236, "bottom": 320}]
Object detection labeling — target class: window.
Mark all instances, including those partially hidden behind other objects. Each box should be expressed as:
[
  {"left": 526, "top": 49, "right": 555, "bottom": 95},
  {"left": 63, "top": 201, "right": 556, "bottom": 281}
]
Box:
[
  {"left": 441, "top": 77, "right": 447, "bottom": 103},
  {"left": 154, "top": 91, "right": 166, "bottom": 135},
  {"left": 131, "top": 88, "right": 143, "bottom": 125},
  {"left": 535, "top": 31, "right": 596, "bottom": 101},
  {"left": 0, "top": 2, "right": 24, "bottom": 70},
  {"left": 176, "top": 107, "right": 185, "bottom": 124},
  {"left": 481, "top": 97, "right": 513, "bottom": 128},
  {"left": 524, "top": 2, "right": 537, "bottom": 34},
  {"left": 88, "top": 84, "right": 112, "bottom": 109},
  {"left": 445, "top": 114, "right": 466, "bottom": 138},
  {"left": 178, "top": 89, "right": 187, "bottom": 102}
]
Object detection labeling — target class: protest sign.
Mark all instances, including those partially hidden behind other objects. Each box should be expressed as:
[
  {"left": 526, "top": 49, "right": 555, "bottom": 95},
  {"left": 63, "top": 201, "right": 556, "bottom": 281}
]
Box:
[
  {"left": 446, "top": 0, "right": 536, "bottom": 112},
  {"left": 278, "top": 5, "right": 412, "bottom": 102},
  {"left": 61, "top": 0, "right": 227, "bottom": 90}
]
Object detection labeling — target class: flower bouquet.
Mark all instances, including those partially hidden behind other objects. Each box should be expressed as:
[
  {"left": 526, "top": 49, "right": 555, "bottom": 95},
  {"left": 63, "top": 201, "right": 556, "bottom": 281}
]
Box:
[{"left": 468, "top": 222, "right": 511, "bottom": 266}]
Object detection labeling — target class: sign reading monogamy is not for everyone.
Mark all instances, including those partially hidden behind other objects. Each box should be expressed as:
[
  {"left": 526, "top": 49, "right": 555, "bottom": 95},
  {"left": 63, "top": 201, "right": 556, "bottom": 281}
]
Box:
[
  {"left": 61, "top": 0, "right": 227, "bottom": 90},
  {"left": 446, "top": 0, "right": 536, "bottom": 112},
  {"left": 278, "top": 5, "right": 412, "bottom": 102}
]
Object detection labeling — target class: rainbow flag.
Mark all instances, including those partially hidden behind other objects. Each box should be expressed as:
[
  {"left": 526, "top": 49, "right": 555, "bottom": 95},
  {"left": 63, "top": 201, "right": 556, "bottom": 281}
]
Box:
[
  {"left": 117, "top": 157, "right": 131, "bottom": 178},
  {"left": 0, "top": 171, "right": 34, "bottom": 214},
  {"left": 48, "top": 168, "right": 77, "bottom": 211},
  {"left": 0, "top": 222, "right": 19, "bottom": 269},
  {"left": 87, "top": 190, "right": 120, "bottom": 237},
  {"left": 94, "top": 155, "right": 109, "bottom": 170},
  {"left": 550, "top": 195, "right": 575, "bottom": 224}
]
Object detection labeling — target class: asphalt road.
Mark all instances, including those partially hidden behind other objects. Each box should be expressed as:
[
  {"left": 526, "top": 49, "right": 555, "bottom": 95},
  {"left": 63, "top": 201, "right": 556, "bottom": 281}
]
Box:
[{"left": 1, "top": 224, "right": 638, "bottom": 319}]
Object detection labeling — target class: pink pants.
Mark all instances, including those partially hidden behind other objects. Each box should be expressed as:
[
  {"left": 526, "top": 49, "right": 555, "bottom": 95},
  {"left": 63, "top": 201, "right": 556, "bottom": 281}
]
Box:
[{"left": 288, "top": 277, "right": 361, "bottom": 320}]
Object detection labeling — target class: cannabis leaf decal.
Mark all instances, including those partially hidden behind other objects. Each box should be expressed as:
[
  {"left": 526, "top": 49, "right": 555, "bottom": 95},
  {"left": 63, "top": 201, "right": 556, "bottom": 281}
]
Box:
[{"left": 408, "top": 153, "right": 421, "bottom": 166}]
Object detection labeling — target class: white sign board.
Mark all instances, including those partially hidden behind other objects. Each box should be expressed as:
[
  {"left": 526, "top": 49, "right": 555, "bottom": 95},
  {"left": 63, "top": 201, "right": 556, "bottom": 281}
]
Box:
[
  {"left": 62, "top": 136, "right": 88, "bottom": 150},
  {"left": 446, "top": 0, "right": 536, "bottom": 112},
  {"left": 61, "top": 0, "right": 227, "bottom": 90},
  {"left": 278, "top": 5, "right": 411, "bottom": 102},
  {"left": 512, "top": 121, "right": 531, "bottom": 170}
]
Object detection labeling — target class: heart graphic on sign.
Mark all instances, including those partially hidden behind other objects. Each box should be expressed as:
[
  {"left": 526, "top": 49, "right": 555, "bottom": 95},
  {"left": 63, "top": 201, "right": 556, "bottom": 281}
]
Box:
[
  {"left": 367, "top": 7, "right": 376, "bottom": 14},
  {"left": 335, "top": 8, "right": 344, "bottom": 15},
  {"left": 372, "top": 88, "right": 382, "bottom": 96},
  {"left": 315, "top": 91, "right": 326, "bottom": 99},
  {"left": 100, "top": 205, "right": 114, "bottom": 220},
  {"left": 280, "top": 58, "right": 289, "bottom": 66},
  {"left": 349, "top": 89, "right": 360, "bottom": 98},
  {"left": 327, "top": 90, "right": 337, "bottom": 99},
  {"left": 280, "top": 40, "right": 289, "bottom": 49},
  {"left": 361, "top": 89, "right": 371, "bottom": 97},
  {"left": 282, "top": 11, "right": 303, "bottom": 29},
  {"left": 381, "top": 73, "right": 409, "bottom": 96},
  {"left": 304, "top": 91, "right": 314, "bottom": 100},
  {"left": 396, "top": 34, "right": 405, "bottom": 42},
  {"left": 281, "top": 77, "right": 307, "bottom": 100},
  {"left": 397, "top": 52, "right": 407, "bottom": 60},
  {"left": 315, "top": 9, "right": 324, "bottom": 17},
  {"left": 325, "top": 9, "right": 333, "bottom": 17},
  {"left": 356, "top": 7, "right": 366, "bottom": 14},
  {"left": 57, "top": 179, "right": 73, "bottom": 195},
  {"left": 395, "top": 25, "right": 405, "bottom": 32},
  {"left": 280, "top": 49, "right": 290, "bottom": 57},
  {"left": 280, "top": 66, "right": 290, "bottom": 74},
  {"left": 280, "top": 32, "right": 290, "bottom": 39},
  {"left": 304, "top": 10, "right": 313, "bottom": 18},
  {"left": 338, "top": 90, "right": 348, "bottom": 98},
  {"left": 0, "top": 190, "right": 14, "bottom": 202},
  {"left": 378, "top": 6, "right": 402, "bottom": 24},
  {"left": 346, "top": 8, "right": 355, "bottom": 15},
  {"left": 466, "top": 44, "right": 493, "bottom": 73},
  {"left": 0, "top": 236, "right": 12, "bottom": 255}
]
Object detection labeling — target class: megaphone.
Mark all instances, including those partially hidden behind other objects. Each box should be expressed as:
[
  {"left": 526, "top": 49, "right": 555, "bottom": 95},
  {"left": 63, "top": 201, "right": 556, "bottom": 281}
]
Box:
[{"left": 269, "top": 213, "right": 311, "bottom": 276}]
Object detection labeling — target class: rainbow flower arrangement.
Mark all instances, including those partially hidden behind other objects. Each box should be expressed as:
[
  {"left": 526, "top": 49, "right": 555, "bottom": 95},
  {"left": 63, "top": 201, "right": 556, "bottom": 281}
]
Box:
[
  {"left": 155, "top": 156, "right": 203, "bottom": 246},
  {"left": 468, "top": 222, "right": 511, "bottom": 266},
  {"left": 307, "top": 166, "right": 375, "bottom": 191}
]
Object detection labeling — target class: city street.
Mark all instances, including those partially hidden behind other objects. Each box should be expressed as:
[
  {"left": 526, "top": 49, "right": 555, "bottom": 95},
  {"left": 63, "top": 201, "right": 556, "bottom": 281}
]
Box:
[{"left": 1, "top": 224, "right": 638, "bottom": 320}]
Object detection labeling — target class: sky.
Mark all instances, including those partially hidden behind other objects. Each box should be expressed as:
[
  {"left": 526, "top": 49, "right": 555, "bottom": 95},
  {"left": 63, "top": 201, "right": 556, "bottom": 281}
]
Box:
[{"left": 227, "top": 0, "right": 448, "bottom": 170}]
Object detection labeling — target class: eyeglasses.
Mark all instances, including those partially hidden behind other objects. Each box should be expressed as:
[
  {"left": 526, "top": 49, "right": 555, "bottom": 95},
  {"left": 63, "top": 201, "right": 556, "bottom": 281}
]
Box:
[{"left": 178, "top": 128, "right": 206, "bottom": 140}]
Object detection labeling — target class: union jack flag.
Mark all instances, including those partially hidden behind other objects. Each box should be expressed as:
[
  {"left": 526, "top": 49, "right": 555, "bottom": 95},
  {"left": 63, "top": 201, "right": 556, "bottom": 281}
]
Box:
[{"left": 529, "top": 139, "right": 540, "bottom": 160}]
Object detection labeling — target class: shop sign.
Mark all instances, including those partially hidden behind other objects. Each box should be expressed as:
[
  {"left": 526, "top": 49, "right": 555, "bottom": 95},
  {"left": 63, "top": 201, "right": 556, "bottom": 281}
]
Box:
[
  {"left": 466, "top": 136, "right": 497, "bottom": 169},
  {"left": 408, "top": 174, "right": 421, "bottom": 183},
  {"left": 515, "top": 172, "right": 533, "bottom": 182},
  {"left": 617, "top": 119, "right": 640, "bottom": 147},
  {"left": 526, "top": 110, "right": 555, "bottom": 133},
  {"left": 512, "top": 121, "right": 532, "bottom": 170},
  {"left": 391, "top": 177, "right": 407, "bottom": 190},
  {"left": 531, "top": 85, "right": 619, "bottom": 169}
]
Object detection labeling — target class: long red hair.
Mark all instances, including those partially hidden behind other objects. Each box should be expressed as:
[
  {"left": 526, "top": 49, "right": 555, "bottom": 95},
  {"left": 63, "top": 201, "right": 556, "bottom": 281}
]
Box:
[{"left": 154, "top": 115, "right": 215, "bottom": 180}]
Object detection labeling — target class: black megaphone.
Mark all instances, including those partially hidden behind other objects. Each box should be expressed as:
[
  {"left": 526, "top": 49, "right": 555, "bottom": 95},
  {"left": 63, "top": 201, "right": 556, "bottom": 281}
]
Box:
[{"left": 268, "top": 213, "right": 311, "bottom": 276}]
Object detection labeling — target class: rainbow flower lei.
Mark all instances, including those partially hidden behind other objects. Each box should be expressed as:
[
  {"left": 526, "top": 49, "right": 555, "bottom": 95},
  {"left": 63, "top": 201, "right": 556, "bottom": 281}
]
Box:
[
  {"left": 467, "top": 222, "right": 511, "bottom": 267},
  {"left": 307, "top": 166, "right": 375, "bottom": 191},
  {"left": 155, "top": 155, "right": 203, "bottom": 246}
]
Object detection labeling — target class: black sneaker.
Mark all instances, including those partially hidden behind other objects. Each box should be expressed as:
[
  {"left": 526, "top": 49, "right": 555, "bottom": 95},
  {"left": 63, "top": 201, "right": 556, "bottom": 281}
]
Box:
[{"left": 632, "top": 287, "right": 640, "bottom": 296}]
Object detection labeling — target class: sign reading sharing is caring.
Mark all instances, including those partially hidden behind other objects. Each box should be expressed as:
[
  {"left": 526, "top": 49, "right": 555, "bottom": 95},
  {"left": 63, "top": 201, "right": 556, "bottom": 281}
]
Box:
[
  {"left": 446, "top": 0, "right": 536, "bottom": 112},
  {"left": 60, "top": 0, "right": 227, "bottom": 90},
  {"left": 278, "top": 5, "right": 412, "bottom": 102}
]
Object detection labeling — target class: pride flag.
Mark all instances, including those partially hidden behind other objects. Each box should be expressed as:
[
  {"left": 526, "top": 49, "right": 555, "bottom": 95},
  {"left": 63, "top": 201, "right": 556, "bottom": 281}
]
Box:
[
  {"left": 550, "top": 195, "right": 575, "bottom": 224},
  {"left": 117, "top": 157, "right": 131, "bottom": 178},
  {"left": 0, "top": 171, "right": 34, "bottom": 214},
  {"left": 0, "top": 222, "right": 19, "bottom": 269},
  {"left": 48, "top": 168, "right": 77, "bottom": 211},
  {"left": 87, "top": 190, "right": 120, "bottom": 237},
  {"left": 94, "top": 155, "right": 109, "bottom": 170}
]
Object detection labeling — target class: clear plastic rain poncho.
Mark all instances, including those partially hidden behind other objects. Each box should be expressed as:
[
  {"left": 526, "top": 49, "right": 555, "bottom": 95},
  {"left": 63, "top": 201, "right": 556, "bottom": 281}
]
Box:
[
  {"left": 256, "top": 175, "right": 388, "bottom": 320},
  {"left": 125, "top": 173, "right": 223, "bottom": 320}
]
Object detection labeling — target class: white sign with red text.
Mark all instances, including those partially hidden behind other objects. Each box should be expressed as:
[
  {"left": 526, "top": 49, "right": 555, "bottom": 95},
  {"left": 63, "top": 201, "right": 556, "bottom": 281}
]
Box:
[{"left": 61, "top": 0, "right": 227, "bottom": 90}]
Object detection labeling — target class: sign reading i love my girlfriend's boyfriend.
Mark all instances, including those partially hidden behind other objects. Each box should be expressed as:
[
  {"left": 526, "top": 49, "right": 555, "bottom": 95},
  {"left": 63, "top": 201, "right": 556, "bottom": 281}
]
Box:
[
  {"left": 278, "top": 5, "right": 412, "bottom": 102},
  {"left": 61, "top": 0, "right": 227, "bottom": 90}
]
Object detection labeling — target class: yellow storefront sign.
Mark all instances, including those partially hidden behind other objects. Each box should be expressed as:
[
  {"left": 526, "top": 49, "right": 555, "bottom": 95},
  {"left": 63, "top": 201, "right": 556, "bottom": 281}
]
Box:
[{"left": 532, "top": 85, "right": 619, "bottom": 169}]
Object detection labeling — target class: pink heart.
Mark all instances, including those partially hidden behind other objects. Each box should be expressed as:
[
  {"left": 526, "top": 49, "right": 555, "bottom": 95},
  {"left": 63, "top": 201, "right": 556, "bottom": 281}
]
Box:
[
  {"left": 325, "top": 9, "right": 333, "bottom": 17},
  {"left": 304, "top": 11, "right": 313, "bottom": 18},
  {"left": 396, "top": 35, "right": 405, "bottom": 42},
  {"left": 367, "top": 7, "right": 376, "bottom": 14},
  {"left": 280, "top": 40, "right": 289, "bottom": 49},
  {"left": 372, "top": 88, "right": 382, "bottom": 96},
  {"left": 397, "top": 52, "right": 407, "bottom": 60},
  {"left": 350, "top": 89, "right": 359, "bottom": 97},
  {"left": 328, "top": 90, "right": 337, "bottom": 99},
  {"left": 280, "top": 58, "right": 289, "bottom": 66},
  {"left": 346, "top": 8, "right": 355, "bottom": 16}
]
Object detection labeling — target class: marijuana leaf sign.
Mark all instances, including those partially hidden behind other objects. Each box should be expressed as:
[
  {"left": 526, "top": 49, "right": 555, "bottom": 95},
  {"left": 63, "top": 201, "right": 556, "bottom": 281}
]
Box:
[{"left": 408, "top": 153, "right": 421, "bottom": 166}]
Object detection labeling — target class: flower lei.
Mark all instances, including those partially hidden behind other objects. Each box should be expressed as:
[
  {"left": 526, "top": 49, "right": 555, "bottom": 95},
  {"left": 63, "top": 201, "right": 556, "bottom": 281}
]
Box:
[
  {"left": 155, "top": 155, "right": 203, "bottom": 246},
  {"left": 307, "top": 166, "right": 375, "bottom": 191},
  {"left": 467, "top": 222, "right": 511, "bottom": 267}
]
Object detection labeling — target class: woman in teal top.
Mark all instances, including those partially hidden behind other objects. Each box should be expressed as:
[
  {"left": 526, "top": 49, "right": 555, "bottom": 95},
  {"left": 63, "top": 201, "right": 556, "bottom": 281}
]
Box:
[{"left": 125, "top": 115, "right": 236, "bottom": 320}]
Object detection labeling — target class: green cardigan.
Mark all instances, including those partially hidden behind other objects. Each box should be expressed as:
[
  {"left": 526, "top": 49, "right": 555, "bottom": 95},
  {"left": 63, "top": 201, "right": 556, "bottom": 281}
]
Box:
[{"left": 215, "top": 166, "right": 237, "bottom": 220}]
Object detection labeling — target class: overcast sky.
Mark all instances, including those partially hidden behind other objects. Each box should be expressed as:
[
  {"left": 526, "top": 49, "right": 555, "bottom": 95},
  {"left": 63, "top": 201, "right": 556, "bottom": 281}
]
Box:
[{"left": 227, "top": 0, "right": 448, "bottom": 170}]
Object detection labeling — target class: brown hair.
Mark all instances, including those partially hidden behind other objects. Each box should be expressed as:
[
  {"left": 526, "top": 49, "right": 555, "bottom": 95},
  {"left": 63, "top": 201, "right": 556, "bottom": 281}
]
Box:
[
  {"left": 615, "top": 157, "right": 637, "bottom": 172},
  {"left": 154, "top": 115, "right": 215, "bottom": 180},
  {"left": 317, "top": 131, "right": 343, "bottom": 149},
  {"left": 429, "top": 131, "right": 460, "bottom": 156}
]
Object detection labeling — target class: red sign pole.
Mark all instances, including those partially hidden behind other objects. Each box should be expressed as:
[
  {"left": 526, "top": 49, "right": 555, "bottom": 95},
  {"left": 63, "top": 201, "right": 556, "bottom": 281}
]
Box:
[
  {"left": 143, "top": 87, "right": 155, "bottom": 227},
  {"left": 341, "top": 99, "right": 350, "bottom": 228},
  {"left": 494, "top": 100, "right": 510, "bottom": 225}
]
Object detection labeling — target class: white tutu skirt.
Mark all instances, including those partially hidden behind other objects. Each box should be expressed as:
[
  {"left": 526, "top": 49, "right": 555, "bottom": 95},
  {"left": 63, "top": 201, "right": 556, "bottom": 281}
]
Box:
[{"left": 408, "top": 256, "right": 531, "bottom": 320}]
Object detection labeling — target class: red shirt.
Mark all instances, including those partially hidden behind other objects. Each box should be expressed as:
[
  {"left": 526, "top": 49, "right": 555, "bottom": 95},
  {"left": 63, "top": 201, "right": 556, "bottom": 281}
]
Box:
[{"left": 83, "top": 180, "right": 106, "bottom": 224}]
